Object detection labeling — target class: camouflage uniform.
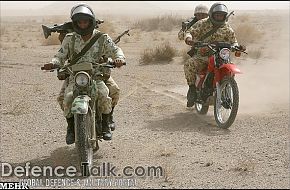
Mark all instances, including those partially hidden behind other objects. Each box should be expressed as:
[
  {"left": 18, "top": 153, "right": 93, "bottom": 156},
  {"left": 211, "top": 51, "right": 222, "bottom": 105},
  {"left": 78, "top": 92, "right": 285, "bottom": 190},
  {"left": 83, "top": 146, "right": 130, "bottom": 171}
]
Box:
[
  {"left": 52, "top": 29, "right": 125, "bottom": 118},
  {"left": 184, "top": 18, "right": 238, "bottom": 85}
]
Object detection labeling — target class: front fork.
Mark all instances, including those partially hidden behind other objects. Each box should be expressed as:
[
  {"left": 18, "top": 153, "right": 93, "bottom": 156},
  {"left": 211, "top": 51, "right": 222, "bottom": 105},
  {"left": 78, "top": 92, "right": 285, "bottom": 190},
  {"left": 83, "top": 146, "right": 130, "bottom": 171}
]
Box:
[
  {"left": 215, "top": 82, "right": 222, "bottom": 109},
  {"left": 89, "top": 102, "right": 97, "bottom": 147}
]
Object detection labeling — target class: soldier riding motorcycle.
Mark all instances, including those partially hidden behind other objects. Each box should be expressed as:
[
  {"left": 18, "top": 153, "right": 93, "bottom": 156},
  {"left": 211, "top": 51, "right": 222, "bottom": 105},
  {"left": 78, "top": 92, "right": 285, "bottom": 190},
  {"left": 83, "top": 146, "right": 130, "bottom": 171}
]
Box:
[
  {"left": 41, "top": 4, "right": 126, "bottom": 176},
  {"left": 184, "top": 2, "right": 246, "bottom": 128},
  {"left": 188, "top": 41, "right": 246, "bottom": 128}
]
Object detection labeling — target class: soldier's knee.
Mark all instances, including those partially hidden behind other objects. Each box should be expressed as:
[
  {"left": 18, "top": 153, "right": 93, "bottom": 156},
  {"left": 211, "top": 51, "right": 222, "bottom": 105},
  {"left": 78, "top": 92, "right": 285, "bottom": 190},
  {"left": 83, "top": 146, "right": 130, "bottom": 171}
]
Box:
[{"left": 99, "top": 96, "right": 112, "bottom": 114}]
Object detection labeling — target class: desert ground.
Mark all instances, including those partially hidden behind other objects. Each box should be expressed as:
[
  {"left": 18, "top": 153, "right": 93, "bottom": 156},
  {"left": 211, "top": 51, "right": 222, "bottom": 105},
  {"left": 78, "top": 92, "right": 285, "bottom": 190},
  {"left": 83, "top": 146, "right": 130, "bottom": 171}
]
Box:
[{"left": 0, "top": 6, "right": 289, "bottom": 189}]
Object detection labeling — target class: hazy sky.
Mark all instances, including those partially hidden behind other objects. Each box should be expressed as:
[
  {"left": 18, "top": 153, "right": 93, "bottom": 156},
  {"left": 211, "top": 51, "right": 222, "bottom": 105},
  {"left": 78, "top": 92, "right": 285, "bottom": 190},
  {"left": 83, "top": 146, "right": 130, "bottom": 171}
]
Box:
[{"left": 1, "top": 1, "right": 289, "bottom": 10}]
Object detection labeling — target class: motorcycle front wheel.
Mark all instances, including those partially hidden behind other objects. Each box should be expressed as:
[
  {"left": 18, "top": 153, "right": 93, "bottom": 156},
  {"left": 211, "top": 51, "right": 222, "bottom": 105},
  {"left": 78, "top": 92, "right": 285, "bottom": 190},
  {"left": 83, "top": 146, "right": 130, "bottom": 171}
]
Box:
[
  {"left": 214, "top": 77, "right": 239, "bottom": 129},
  {"left": 74, "top": 110, "right": 93, "bottom": 177}
]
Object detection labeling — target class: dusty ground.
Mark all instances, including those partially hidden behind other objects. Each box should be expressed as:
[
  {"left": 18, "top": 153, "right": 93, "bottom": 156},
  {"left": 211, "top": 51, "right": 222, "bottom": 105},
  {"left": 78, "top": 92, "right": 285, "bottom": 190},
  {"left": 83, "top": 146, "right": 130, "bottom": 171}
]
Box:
[{"left": 0, "top": 10, "right": 289, "bottom": 189}]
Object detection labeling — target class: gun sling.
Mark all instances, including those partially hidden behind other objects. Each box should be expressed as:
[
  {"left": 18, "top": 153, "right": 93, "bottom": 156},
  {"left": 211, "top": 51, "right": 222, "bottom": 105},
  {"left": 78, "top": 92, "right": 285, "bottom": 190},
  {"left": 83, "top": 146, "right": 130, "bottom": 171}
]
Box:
[{"left": 64, "top": 32, "right": 104, "bottom": 68}]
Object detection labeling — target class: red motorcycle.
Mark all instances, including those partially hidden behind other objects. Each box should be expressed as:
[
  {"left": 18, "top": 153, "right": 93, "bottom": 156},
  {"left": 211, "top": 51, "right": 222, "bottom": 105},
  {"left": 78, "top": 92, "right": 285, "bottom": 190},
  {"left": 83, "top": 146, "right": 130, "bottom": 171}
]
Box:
[{"left": 191, "top": 41, "right": 246, "bottom": 128}]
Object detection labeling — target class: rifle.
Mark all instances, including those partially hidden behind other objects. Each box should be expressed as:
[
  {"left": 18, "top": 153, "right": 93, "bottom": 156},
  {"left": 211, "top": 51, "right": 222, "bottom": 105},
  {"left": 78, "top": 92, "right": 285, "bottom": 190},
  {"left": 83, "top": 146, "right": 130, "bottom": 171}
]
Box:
[
  {"left": 113, "top": 29, "right": 130, "bottom": 44},
  {"left": 100, "top": 29, "right": 130, "bottom": 64},
  {"left": 187, "top": 11, "right": 235, "bottom": 57},
  {"left": 181, "top": 17, "right": 198, "bottom": 32},
  {"left": 41, "top": 19, "right": 104, "bottom": 39}
]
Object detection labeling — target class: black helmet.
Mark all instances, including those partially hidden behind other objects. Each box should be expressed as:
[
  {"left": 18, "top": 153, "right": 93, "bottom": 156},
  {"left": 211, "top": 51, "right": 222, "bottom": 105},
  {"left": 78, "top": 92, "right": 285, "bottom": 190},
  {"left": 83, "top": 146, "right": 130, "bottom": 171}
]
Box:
[
  {"left": 209, "top": 2, "right": 228, "bottom": 26},
  {"left": 70, "top": 4, "right": 96, "bottom": 36}
]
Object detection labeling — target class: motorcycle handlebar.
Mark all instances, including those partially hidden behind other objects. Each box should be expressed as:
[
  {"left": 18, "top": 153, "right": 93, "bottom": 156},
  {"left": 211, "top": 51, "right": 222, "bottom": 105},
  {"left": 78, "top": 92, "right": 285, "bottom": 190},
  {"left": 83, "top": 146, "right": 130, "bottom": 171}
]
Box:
[
  {"left": 41, "top": 61, "right": 127, "bottom": 71},
  {"left": 193, "top": 41, "right": 247, "bottom": 53}
]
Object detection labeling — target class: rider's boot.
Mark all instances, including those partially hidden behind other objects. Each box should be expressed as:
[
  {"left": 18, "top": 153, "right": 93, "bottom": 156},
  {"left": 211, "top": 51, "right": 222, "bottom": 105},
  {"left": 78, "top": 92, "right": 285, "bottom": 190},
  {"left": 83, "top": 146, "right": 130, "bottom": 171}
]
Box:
[
  {"left": 108, "top": 107, "right": 116, "bottom": 131},
  {"left": 187, "top": 84, "right": 197, "bottom": 107},
  {"left": 102, "top": 114, "right": 112, "bottom": 141},
  {"left": 95, "top": 115, "right": 102, "bottom": 136},
  {"left": 66, "top": 117, "right": 75, "bottom": 145}
]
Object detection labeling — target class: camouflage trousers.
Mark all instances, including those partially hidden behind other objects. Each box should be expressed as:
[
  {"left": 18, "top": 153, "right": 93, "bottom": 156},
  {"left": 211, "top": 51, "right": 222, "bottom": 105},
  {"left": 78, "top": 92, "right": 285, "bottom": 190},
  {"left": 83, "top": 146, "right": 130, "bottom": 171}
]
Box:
[
  {"left": 57, "top": 76, "right": 119, "bottom": 118},
  {"left": 184, "top": 57, "right": 208, "bottom": 85}
]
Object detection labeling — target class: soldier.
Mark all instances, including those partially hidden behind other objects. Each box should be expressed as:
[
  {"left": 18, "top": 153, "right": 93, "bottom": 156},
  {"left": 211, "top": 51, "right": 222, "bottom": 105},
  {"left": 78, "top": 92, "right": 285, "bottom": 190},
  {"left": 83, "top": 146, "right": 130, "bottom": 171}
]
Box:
[
  {"left": 184, "top": 2, "right": 242, "bottom": 107},
  {"left": 47, "top": 4, "right": 126, "bottom": 144},
  {"left": 178, "top": 4, "right": 208, "bottom": 108},
  {"left": 178, "top": 4, "right": 209, "bottom": 40}
]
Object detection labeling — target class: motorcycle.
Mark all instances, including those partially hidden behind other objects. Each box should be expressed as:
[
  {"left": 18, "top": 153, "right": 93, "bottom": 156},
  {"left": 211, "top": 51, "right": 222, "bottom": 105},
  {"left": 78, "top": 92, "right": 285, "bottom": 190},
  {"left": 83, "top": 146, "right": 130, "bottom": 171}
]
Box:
[
  {"left": 190, "top": 41, "right": 246, "bottom": 129},
  {"left": 41, "top": 61, "right": 125, "bottom": 176}
]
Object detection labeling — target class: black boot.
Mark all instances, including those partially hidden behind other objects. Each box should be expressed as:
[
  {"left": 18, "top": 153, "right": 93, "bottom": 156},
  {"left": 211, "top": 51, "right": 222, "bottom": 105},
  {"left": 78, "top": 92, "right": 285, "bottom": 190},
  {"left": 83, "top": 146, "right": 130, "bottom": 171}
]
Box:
[
  {"left": 66, "top": 117, "right": 75, "bottom": 145},
  {"left": 187, "top": 85, "right": 197, "bottom": 107},
  {"left": 102, "top": 114, "right": 112, "bottom": 141},
  {"left": 108, "top": 107, "right": 116, "bottom": 131},
  {"left": 95, "top": 116, "right": 102, "bottom": 136}
]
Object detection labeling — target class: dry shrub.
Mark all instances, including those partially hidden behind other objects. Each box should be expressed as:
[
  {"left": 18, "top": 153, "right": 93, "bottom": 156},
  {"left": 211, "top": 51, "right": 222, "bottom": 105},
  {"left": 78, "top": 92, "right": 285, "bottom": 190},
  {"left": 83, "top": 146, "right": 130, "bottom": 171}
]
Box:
[
  {"left": 139, "top": 42, "right": 177, "bottom": 64},
  {"left": 133, "top": 15, "right": 183, "bottom": 32},
  {"left": 233, "top": 23, "right": 263, "bottom": 45},
  {"left": 134, "top": 32, "right": 141, "bottom": 41},
  {"left": 231, "top": 14, "right": 250, "bottom": 23},
  {"left": 181, "top": 49, "right": 191, "bottom": 63},
  {"left": 248, "top": 48, "right": 262, "bottom": 63},
  {"left": 98, "top": 21, "right": 115, "bottom": 34},
  {"left": 20, "top": 42, "right": 27, "bottom": 48},
  {"left": 44, "top": 16, "right": 67, "bottom": 24},
  {"left": 41, "top": 33, "right": 60, "bottom": 46}
]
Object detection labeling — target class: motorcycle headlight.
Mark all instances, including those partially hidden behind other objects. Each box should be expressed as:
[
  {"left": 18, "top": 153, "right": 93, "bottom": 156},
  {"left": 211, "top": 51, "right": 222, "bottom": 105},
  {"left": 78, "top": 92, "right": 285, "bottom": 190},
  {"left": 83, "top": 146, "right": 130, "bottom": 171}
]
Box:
[
  {"left": 219, "top": 48, "right": 231, "bottom": 60},
  {"left": 75, "top": 72, "right": 90, "bottom": 87}
]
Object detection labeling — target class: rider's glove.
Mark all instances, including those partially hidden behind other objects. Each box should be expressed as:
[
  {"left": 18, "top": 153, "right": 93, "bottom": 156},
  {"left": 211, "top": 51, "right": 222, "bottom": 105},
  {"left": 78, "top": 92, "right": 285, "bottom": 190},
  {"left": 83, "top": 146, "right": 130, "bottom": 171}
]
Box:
[
  {"left": 238, "top": 45, "right": 246, "bottom": 51},
  {"left": 42, "top": 63, "right": 55, "bottom": 70},
  {"left": 114, "top": 58, "right": 125, "bottom": 68},
  {"left": 185, "top": 37, "right": 194, "bottom": 46}
]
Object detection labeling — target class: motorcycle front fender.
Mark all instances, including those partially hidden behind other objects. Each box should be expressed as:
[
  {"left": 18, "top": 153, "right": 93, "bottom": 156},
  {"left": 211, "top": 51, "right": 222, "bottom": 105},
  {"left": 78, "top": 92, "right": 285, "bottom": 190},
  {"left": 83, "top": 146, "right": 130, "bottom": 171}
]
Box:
[
  {"left": 215, "top": 64, "right": 242, "bottom": 83},
  {"left": 71, "top": 95, "right": 91, "bottom": 115},
  {"left": 220, "top": 64, "right": 242, "bottom": 75}
]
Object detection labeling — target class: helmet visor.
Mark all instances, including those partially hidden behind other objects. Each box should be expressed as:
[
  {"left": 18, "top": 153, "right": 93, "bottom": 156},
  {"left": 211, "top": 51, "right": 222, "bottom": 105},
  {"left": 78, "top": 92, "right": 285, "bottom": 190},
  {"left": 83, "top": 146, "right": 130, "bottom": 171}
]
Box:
[{"left": 212, "top": 4, "right": 228, "bottom": 14}]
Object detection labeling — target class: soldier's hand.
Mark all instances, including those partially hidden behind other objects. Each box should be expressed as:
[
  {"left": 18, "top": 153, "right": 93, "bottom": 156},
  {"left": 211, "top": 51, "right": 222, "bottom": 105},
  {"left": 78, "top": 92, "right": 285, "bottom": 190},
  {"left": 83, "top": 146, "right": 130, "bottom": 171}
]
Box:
[
  {"left": 41, "top": 63, "right": 55, "bottom": 70},
  {"left": 185, "top": 37, "right": 194, "bottom": 46},
  {"left": 58, "top": 33, "right": 67, "bottom": 43},
  {"left": 238, "top": 45, "right": 246, "bottom": 51},
  {"left": 114, "top": 59, "right": 125, "bottom": 68}
]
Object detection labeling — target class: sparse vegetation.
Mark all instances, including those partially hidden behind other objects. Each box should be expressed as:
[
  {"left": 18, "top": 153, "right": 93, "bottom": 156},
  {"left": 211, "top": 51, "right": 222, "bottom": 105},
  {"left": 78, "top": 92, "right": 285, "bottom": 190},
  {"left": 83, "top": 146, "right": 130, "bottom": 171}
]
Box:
[
  {"left": 231, "top": 14, "right": 251, "bottom": 23},
  {"left": 248, "top": 48, "right": 262, "bottom": 63},
  {"left": 232, "top": 23, "right": 263, "bottom": 45},
  {"left": 133, "top": 15, "right": 183, "bottom": 32},
  {"left": 180, "top": 49, "right": 191, "bottom": 63},
  {"left": 98, "top": 20, "right": 115, "bottom": 34},
  {"left": 139, "top": 42, "right": 177, "bottom": 64},
  {"left": 20, "top": 42, "right": 27, "bottom": 48}
]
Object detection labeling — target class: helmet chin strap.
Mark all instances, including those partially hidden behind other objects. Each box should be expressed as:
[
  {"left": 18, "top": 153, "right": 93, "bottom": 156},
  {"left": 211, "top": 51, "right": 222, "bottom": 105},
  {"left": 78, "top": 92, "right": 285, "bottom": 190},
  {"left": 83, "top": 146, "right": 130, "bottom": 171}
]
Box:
[{"left": 81, "top": 31, "right": 93, "bottom": 37}]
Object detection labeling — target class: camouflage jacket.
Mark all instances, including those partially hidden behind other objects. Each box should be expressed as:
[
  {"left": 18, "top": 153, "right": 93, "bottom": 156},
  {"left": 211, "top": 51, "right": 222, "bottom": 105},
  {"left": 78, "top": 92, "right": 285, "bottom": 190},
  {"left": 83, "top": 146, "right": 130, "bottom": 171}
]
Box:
[
  {"left": 185, "top": 18, "right": 238, "bottom": 59},
  {"left": 51, "top": 29, "right": 125, "bottom": 67}
]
